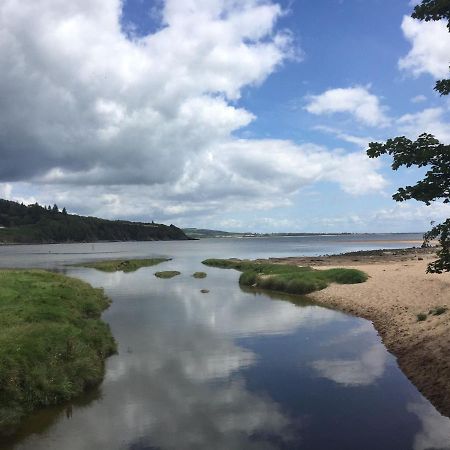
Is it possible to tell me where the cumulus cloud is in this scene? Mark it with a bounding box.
[397,107,450,143]
[0,0,387,223]
[0,0,287,183]
[3,139,386,224]
[305,86,389,127]
[399,16,450,79]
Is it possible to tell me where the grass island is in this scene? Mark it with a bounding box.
[202,258,367,295]
[154,271,181,279]
[77,258,170,272]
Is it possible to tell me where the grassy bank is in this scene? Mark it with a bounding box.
[78,258,170,272]
[202,259,367,295]
[0,270,116,435]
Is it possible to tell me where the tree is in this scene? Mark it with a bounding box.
[62,207,67,215]
[367,0,450,274]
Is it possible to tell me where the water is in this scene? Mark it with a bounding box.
[2,235,450,450]
[0,233,425,269]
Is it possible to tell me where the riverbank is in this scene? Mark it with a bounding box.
[267,247,450,417]
[0,270,116,436]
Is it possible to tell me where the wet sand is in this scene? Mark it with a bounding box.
[267,247,450,417]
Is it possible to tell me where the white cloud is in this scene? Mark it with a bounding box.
[305,86,389,127]
[397,107,450,143]
[0,183,12,200]
[411,95,427,104]
[399,16,450,79]
[314,125,374,149]
[0,0,288,184]
[0,0,387,223]
[3,139,386,225]
[312,202,450,233]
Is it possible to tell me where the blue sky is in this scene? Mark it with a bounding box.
[0,0,449,232]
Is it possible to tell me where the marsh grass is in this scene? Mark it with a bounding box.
[192,272,207,278]
[0,270,116,435]
[202,259,367,295]
[78,258,170,272]
[154,271,181,279]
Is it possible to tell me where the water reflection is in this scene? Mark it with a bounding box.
[5,259,450,450]
[311,345,387,387]
[14,325,294,450]
[408,402,450,450]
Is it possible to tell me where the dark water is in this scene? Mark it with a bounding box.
[2,235,450,450]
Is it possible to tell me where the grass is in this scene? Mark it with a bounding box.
[416,306,448,322]
[202,259,368,295]
[192,272,207,278]
[0,270,116,436]
[154,271,181,279]
[77,258,170,272]
[430,306,448,316]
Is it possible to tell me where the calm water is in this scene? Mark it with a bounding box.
[2,235,450,450]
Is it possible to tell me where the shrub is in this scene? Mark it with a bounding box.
[432,306,448,316]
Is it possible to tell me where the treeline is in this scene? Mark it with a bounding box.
[0,199,189,244]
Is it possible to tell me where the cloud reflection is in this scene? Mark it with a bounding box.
[408,402,450,450]
[15,320,294,450]
[310,345,387,386]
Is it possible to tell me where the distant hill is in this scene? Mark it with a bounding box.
[183,228,354,239]
[0,199,190,244]
[182,228,250,238]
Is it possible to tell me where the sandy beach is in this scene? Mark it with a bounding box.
[268,248,450,417]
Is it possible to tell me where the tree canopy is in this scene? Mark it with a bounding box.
[367,0,450,273]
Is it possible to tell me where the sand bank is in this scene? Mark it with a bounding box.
[269,248,450,417]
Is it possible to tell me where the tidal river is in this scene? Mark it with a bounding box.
[1,235,450,449]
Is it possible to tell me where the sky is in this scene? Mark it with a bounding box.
[0,0,449,233]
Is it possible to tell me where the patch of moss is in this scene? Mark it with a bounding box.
[154,271,181,279]
[202,258,367,296]
[0,270,116,436]
[192,272,207,278]
[78,258,170,272]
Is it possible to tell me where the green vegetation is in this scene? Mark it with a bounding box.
[416,306,447,322]
[0,270,116,435]
[192,272,207,278]
[367,0,450,274]
[430,306,448,316]
[0,199,190,244]
[202,259,367,295]
[154,271,181,279]
[78,258,170,272]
